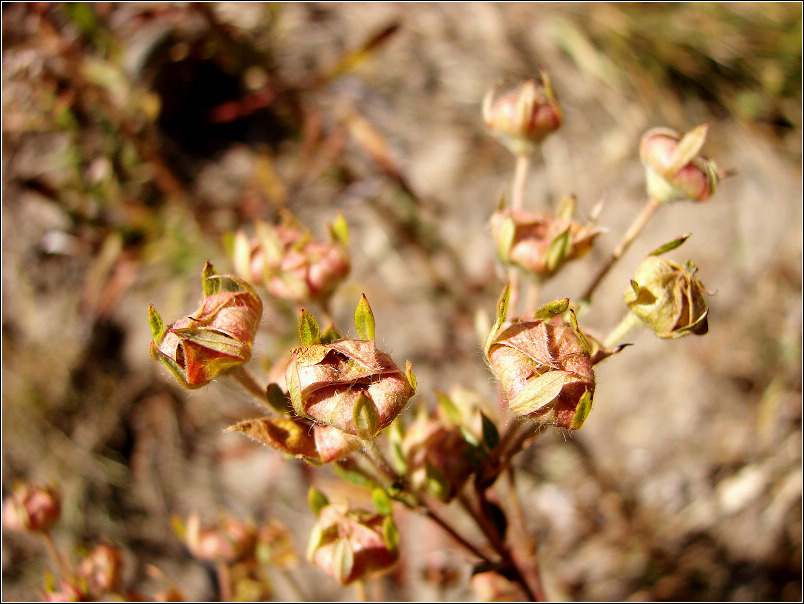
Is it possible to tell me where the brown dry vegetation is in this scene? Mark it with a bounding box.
[2,3,802,601]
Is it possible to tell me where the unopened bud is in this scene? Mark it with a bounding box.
[624,254,710,339]
[184,512,257,564]
[77,544,125,595]
[3,482,61,533]
[483,73,562,155]
[640,125,721,204]
[306,504,398,585]
[149,262,262,389]
[42,577,87,602]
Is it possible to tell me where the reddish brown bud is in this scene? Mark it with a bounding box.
[2,482,61,533]
[77,544,125,595]
[184,512,257,564]
[233,214,350,304]
[287,339,415,438]
[485,297,595,430]
[306,504,398,585]
[149,263,262,389]
[640,125,721,204]
[483,73,562,155]
[490,204,601,278]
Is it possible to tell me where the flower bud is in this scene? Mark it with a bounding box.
[149,262,262,389]
[42,578,87,602]
[306,504,398,586]
[77,544,125,595]
[490,201,601,278]
[184,511,257,564]
[485,295,595,430]
[624,254,710,339]
[640,124,721,204]
[3,482,61,533]
[401,417,475,502]
[483,73,562,155]
[233,213,350,304]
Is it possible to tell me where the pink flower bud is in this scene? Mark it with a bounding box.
[149,263,262,389]
[639,125,721,204]
[77,544,125,595]
[624,255,710,339]
[287,338,415,438]
[485,299,595,430]
[184,512,257,564]
[490,205,601,278]
[306,504,398,585]
[2,482,61,533]
[483,73,562,155]
[233,214,350,304]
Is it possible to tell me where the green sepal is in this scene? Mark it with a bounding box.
[201,261,221,296]
[570,389,594,430]
[332,538,354,585]
[287,358,305,418]
[329,212,350,247]
[532,297,570,321]
[405,361,417,392]
[148,304,166,344]
[435,390,461,425]
[649,233,691,257]
[298,309,321,346]
[566,309,592,355]
[495,215,516,264]
[480,412,500,451]
[170,328,246,358]
[320,325,342,345]
[372,488,393,516]
[382,516,399,557]
[306,523,325,560]
[545,227,570,273]
[556,194,577,220]
[266,382,292,414]
[334,459,374,487]
[484,284,511,356]
[354,294,375,341]
[308,487,329,517]
[353,393,379,440]
[149,343,198,390]
[508,370,568,416]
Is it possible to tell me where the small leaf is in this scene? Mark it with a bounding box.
[329,213,350,247]
[555,194,577,220]
[148,304,165,343]
[372,488,393,516]
[353,393,380,440]
[649,234,691,257]
[480,412,500,451]
[484,284,511,356]
[354,294,375,341]
[545,228,570,273]
[570,389,594,430]
[201,261,220,296]
[320,325,342,345]
[435,390,461,424]
[508,371,568,416]
[566,309,592,354]
[266,383,292,413]
[495,215,516,264]
[334,460,374,487]
[532,298,570,321]
[405,361,417,392]
[308,487,329,517]
[298,309,321,346]
[382,516,399,557]
[332,538,355,585]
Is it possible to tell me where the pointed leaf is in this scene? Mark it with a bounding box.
[485,284,511,355]
[372,488,393,516]
[329,213,350,247]
[480,412,500,451]
[201,261,220,296]
[649,233,691,257]
[566,309,592,354]
[532,298,570,321]
[545,227,571,273]
[668,124,708,175]
[495,215,516,263]
[332,538,354,585]
[298,309,321,346]
[334,460,374,487]
[569,389,594,430]
[508,371,568,416]
[354,294,375,341]
[435,390,461,424]
[405,360,417,392]
[266,383,292,413]
[555,194,577,220]
[287,358,305,417]
[320,325,342,345]
[170,328,246,358]
[148,304,166,343]
[353,393,379,440]
[382,515,399,557]
[308,487,329,517]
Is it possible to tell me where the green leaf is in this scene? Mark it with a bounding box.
[532,298,570,321]
[354,294,375,341]
[148,304,165,343]
[201,261,221,296]
[320,325,342,345]
[570,389,594,430]
[508,371,568,416]
[435,390,461,424]
[298,309,321,346]
[480,412,500,451]
[332,538,354,585]
[334,460,374,487]
[308,487,329,517]
[555,194,577,220]
[265,383,291,413]
[484,284,511,356]
[170,328,245,358]
[382,516,399,557]
[405,361,417,392]
[649,233,691,257]
[353,393,380,440]
[495,215,516,264]
[566,309,592,355]
[372,488,393,516]
[545,228,570,273]
[287,358,305,418]
[329,213,350,247]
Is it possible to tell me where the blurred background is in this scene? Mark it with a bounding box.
[2,3,801,601]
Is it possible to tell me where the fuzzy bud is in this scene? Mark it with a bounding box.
[233,213,350,304]
[624,255,710,339]
[306,504,398,586]
[149,262,262,389]
[483,73,562,155]
[490,200,601,278]
[485,294,595,430]
[640,124,721,204]
[3,482,61,533]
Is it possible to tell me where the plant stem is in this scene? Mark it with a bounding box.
[581,196,661,302]
[227,366,272,411]
[604,311,641,348]
[512,153,531,211]
[41,531,73,580]
[216,561,232,602]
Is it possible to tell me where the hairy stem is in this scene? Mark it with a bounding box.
[227,366,272,411]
